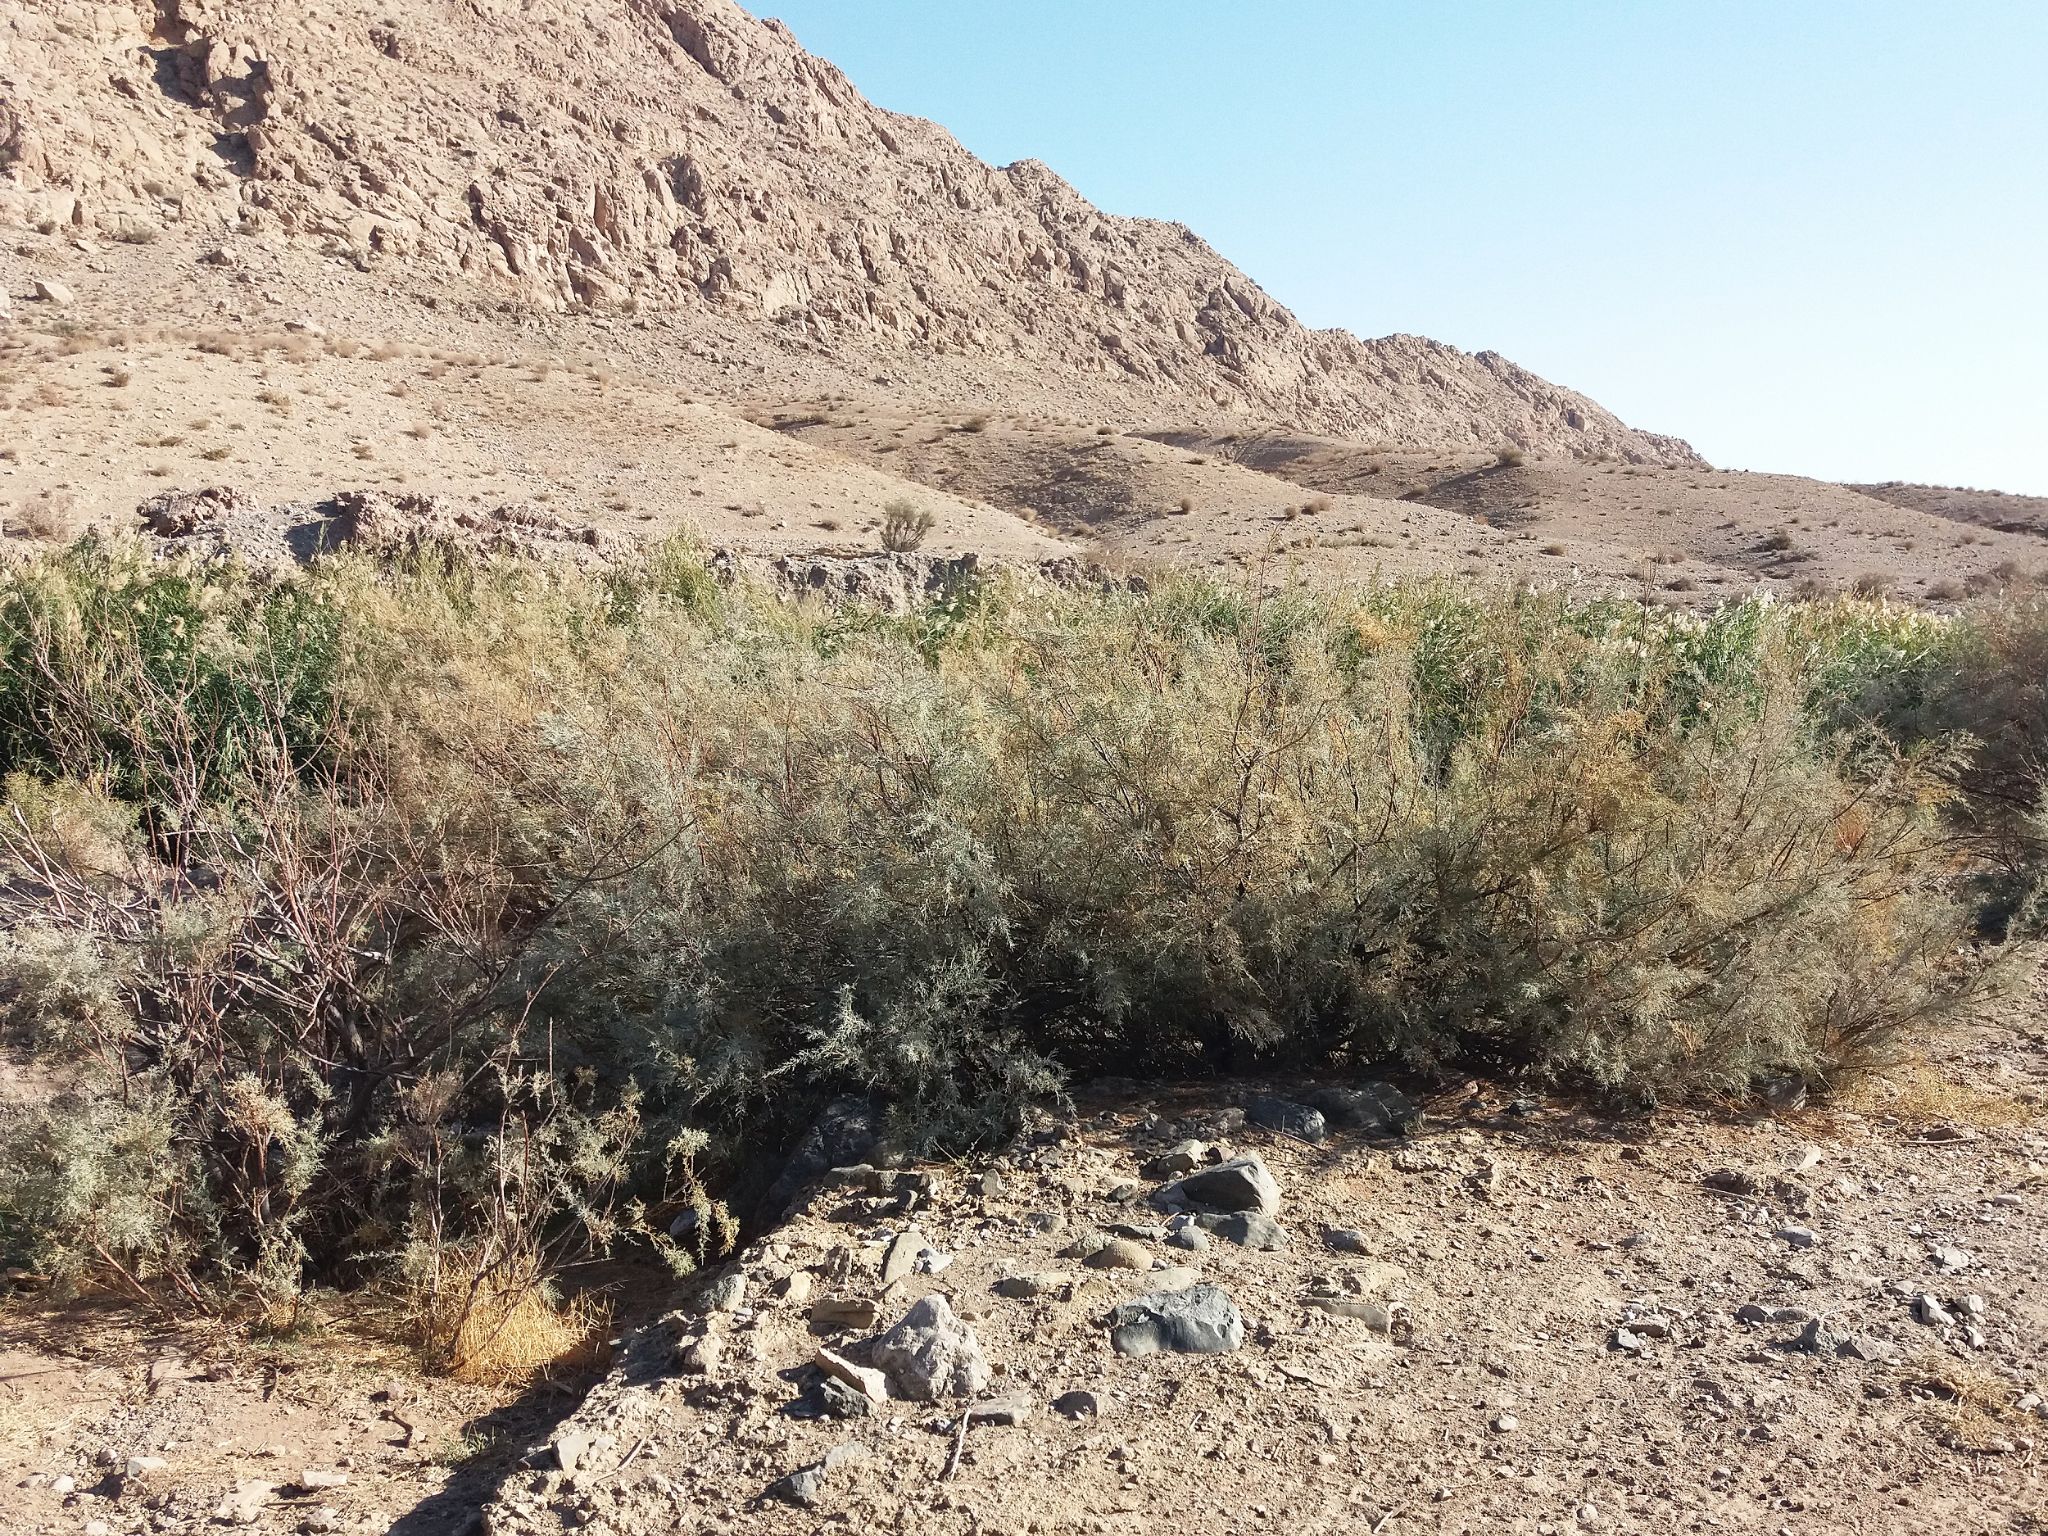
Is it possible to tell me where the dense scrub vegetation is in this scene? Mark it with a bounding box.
[0,536,2041,1330]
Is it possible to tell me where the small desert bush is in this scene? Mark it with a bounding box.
[880,499,936,552]
[0,542,2030,1320]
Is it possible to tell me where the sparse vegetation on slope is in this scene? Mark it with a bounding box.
[0,538,2035,1317]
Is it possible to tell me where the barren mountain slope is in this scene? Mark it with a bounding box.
[2,0,1698,463]
[1849,482,2048,539]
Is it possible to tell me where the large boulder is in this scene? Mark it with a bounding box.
[1163,1154,1281,1217]
[873,1295,990,1401]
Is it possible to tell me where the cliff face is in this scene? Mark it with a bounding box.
[2,0,1703,462]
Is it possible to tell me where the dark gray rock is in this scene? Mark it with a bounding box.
[1166,1155,1281,1217]
[765,1097,881,1213]
[815,1375,873,1420]
[1246,1096,1328,1143]
[1053,1389,1103,1420]
[1107,1284,1245,1357]
[771,1444,863,1508]
[1306,1082,1422,1137]
[1200,1211,1290,1251]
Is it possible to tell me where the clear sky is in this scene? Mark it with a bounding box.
[759,1,2046,493]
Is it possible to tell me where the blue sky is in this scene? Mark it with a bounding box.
[760,2,2046,493]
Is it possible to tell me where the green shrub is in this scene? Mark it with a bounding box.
[0,541,2023,1315]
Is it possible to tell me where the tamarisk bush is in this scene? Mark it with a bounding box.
[0,536,2025,1317]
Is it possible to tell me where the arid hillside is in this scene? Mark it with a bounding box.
[2,0,1699,463]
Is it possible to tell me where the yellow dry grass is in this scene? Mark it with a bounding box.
[1838,1060,2039,1131]
[411,1255,611,1386]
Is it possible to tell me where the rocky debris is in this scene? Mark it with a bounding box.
[874,1295,992,1401]
[1107,1284,1245,1357]
[699,1270,746,1314]
[814,1347,889,1410]
[1162,1154,1282,1217]
[1304,1082,1422,1136]
[1246,1095,1327,1143]
[210,1481,273,1524]
[810,1296,880,1331]
[1790,1317,1900,1362]
[995,1271,1076,1300]
[771,1443,864,1509]
[1143,1140,1211,1179]
[132,486,626,568]
[677,1332,724,1375]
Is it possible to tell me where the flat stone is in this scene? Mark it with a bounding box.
[874,1295,991,1401]
[813,1347,889,1409]
[995,1271,1075,1300]
[879,1230,923,1286]
[967,1394,1035,1426]
[1311,1297,1394,1330]
[1107,1284,1245,1357]
[1247,1095,1327,1143]
[123,1456,169,1481]
[1169,1155,1281,1217]
[810,1296,879,1331]
[32,278,75,307]
[1778,1227,1817,1250]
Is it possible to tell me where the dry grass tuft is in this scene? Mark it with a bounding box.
[411,1254,610,1386]
[1903,1354,2030,1454]
[1839,1060,2039,1131]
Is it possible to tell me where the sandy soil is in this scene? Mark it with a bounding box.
[7,960,2044,1536]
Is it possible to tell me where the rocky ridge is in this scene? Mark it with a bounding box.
[4,0,1699,464]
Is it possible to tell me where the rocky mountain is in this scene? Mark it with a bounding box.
[3,0,1701,464]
